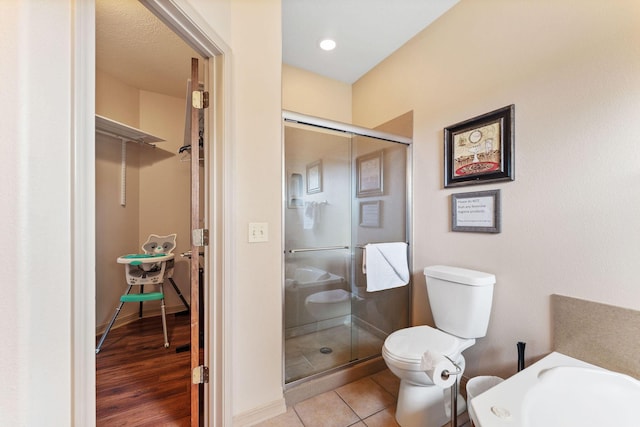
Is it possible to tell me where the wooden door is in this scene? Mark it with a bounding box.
[188,57,206,427]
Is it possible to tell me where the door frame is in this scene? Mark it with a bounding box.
[72,1,233,425]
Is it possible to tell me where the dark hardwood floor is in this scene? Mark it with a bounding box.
[96,313,191,426]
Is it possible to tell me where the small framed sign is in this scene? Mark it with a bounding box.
[359,200,382,228]
[451,189,501,233]
[356,150,384,197]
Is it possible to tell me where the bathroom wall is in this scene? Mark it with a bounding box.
[95,70,192,330]
[351,0,640,379]
[282,64,352,123]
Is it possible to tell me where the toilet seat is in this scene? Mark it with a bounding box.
[383,325,473,370]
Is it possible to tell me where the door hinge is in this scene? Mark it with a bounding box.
[192,365,209,384]
[192,228,209,247]
[192,90,210,109]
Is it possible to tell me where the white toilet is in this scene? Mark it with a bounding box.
[382,265,496,427]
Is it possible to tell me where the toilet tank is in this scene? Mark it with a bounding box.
[424,265,495,339]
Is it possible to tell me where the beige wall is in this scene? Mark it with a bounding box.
[227,0,285,419]
[353,0,640,378]
[95,70,142,328]
[282,64,352,123]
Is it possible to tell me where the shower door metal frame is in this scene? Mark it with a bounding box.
[281,111,413,390]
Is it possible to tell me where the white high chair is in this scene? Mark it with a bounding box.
[96,234,189,353]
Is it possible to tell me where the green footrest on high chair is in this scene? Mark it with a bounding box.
[120,292,164,302]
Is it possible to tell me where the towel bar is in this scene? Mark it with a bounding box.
[355,242,409,249]
[287,245,348,254]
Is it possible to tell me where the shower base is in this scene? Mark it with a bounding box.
[284,318,386,386]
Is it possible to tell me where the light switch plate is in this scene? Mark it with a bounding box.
[248,222,268,242]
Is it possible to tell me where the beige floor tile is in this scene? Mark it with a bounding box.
[294,391,360,427]
[361,407,400,427]
[253,407,304,427]
[369,369,400,399]
[335,377,396,419]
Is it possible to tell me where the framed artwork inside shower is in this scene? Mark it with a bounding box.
[356,150,384,197]
[444,104,515,188]
[306,160,323,194]
[451,189,501,233]
[359,200,381,227]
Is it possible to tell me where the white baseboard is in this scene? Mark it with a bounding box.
[232,397,287,427]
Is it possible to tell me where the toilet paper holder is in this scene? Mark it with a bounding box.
[441,355,462,380]
[442,355,463,427]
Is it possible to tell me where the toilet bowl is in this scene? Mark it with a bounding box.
[304,288,351,321]
[382,326,473,427]
[382,265,496,427]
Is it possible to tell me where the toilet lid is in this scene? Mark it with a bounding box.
[383,326,462,363]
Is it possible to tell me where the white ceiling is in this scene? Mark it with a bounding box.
[282,0,459,84]
[96,0,203,99]
[96,0,459,97]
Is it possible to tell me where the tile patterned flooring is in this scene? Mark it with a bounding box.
[257,370,400,427]
[256,369,472,427]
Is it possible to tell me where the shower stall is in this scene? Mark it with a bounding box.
[283,111,411,386]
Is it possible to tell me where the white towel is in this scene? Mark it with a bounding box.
[363,242,409,292]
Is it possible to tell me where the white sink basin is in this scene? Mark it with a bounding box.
[523,366,640,427]
[471,352,640,427]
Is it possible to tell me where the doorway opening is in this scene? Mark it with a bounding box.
[91,0,228,425]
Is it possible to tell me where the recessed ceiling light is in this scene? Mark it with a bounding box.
[319,39,336,51]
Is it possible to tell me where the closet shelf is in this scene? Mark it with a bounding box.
[95,115,166,207]
[96,114,165,146]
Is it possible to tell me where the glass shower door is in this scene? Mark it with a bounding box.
[283,117,410,386]
[350,135,409,362]
[284,123,353,383]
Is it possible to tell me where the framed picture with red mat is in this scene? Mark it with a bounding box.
[444,105,514,188]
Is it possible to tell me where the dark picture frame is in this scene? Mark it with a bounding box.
[356,150,384,197]
[444,105,514,188]
[451,189,501,233]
